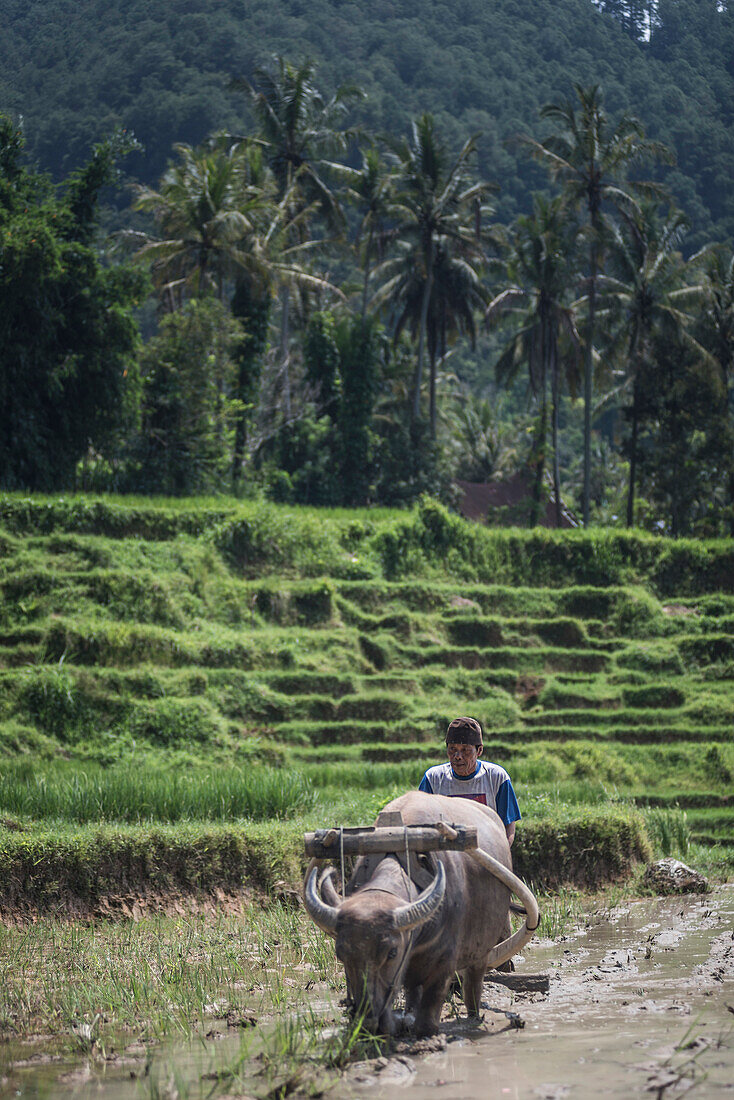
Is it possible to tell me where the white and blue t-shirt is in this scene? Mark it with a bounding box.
[418,761,521,827]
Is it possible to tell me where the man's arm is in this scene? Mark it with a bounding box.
[495,777,520,848]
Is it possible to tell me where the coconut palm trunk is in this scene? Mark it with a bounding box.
[531,328,549,528]
[361,224,374,322]
[428,345,438,436]
[551,327,562,529]
[527,85,672,528]
[280,286,291,421]
[531,396,548,528]
[413,246,434,422]
[584,239,598,527]
[626,374,640,528]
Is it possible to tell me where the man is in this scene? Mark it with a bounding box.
[418,716,520,847]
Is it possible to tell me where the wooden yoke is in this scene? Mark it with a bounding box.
[303,811,539,970]
[303,822,478,860]
[304,811,476,894]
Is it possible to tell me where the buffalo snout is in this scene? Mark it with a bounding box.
[336,925,406,1036]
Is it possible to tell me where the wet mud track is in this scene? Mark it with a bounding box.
[2,886,732,1100]
[350,884,734,1099]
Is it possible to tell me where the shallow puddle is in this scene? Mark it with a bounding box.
[3,885,733,1099]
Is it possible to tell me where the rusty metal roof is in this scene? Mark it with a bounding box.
[455,474,578,528]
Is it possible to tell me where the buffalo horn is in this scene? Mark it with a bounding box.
[319,866,342,908]
[304,866,340,934]
[393,860,446,930]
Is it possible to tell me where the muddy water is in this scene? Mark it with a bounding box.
[3,886,733,1100]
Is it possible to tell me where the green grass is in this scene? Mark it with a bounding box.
[0,761,315,823]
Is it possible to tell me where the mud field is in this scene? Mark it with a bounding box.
[3,885,733,1100]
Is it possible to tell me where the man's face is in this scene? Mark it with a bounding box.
[446,740,481,776]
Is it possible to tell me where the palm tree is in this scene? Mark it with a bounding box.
[382,233,488,433]
[231,56,361,416]
[127,135,336,485]
[486,195,581,527]
[227,175,343,481]
[337,145,397,319]
[599,203,704,526]
[232,56,360,216]
[130,138,257,307]
[698,248,734,532]
[373,114,491,433]
[525,84,671,526]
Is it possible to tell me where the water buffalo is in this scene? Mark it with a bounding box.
[304,791,538,1037]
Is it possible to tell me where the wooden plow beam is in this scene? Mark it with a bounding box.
[304,822,478,860]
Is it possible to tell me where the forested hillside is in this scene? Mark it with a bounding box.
[2,0,733,245]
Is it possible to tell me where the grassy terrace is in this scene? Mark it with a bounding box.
[0,493,732,915]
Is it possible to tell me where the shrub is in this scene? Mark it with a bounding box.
[293,582,334,624]
[513,807,652,888]
[0,720,57,756]
[254,583,334,625]
[538,682,619,711]
[615,642,684,675]
[557,744,635,785]
[651,540,734,596]
[358,634,389,670]
[336,695,406,722]
[703,745,733,785]
[0,496,232,540]
[19,664,87,741]
[611,588,665,638]
[0,820,306,913]
[129,698,224,746]
[558,587,618,619]
[511,748,566,784]
[694,596,734,616]
[211,505,377,579]
[265,673,354,698]
[678,635,734,665]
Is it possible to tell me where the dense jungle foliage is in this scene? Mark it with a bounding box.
[2,0,733,244]
[1,1,733,534]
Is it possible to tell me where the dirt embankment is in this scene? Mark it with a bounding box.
[0,812,652,922]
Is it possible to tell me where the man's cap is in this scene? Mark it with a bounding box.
[445,717,483,746]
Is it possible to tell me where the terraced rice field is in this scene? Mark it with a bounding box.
[0,496,731,904]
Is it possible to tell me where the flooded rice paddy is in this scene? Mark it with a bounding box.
[3,885,732,1100]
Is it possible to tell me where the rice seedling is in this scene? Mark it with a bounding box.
[534,887,585,939]
[0,906,340,1041]
[643,806,691,857]
[305,761,424,791]
[0,762,314,822]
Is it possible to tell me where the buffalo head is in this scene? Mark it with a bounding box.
[304,861,446,1035]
